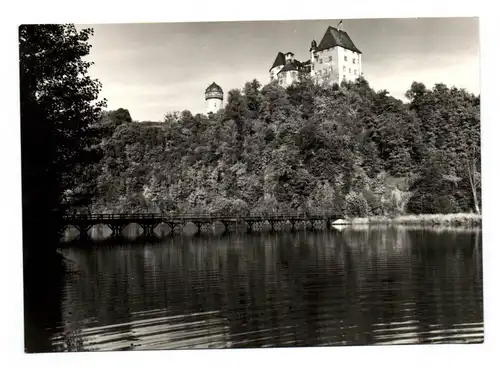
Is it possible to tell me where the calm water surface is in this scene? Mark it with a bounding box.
[52,226,483,351]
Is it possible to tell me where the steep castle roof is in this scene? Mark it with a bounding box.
[205,82,223,93]
[316,26,362,54]
[280,62,299,73]
[278,59,310,74]
[270,52,286,71]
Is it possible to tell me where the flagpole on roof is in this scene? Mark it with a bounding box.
[337,20,343,31]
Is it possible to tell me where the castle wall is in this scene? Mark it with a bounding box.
[270,65,284,82]
[311,46,362,85]
[337,47,362,83]
[313,46,340,84]
[276,70,299,87]
[284,71,297,86]
[206,98,223,114]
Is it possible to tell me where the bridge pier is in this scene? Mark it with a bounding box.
[107,223,128,237]
[245,220,254,232]
[193,222,202,234]
[301,221,308,230]
[326,218,332,230]
[269,220,276,232]
[139,223,159,237]
[310,219,318,230]
[166,222,181,234]
[76,224,92,240]
[221,221,231,233]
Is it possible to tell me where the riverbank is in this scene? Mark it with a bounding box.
[348,213,481,227]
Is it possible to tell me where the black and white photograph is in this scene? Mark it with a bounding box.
[6,3,498,376]
[18,15,485,353]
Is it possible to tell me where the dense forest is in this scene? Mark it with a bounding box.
[67,75,481,218]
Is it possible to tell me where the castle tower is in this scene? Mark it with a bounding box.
[310,39,317,57]
[205,82,223,114]
[309,39,317,76]
[310,25,362,85]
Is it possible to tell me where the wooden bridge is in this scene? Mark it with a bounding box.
[62,212,345,239]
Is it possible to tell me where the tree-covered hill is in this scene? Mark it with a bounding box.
[73,76,480,217]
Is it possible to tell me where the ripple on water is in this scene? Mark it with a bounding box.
[51,228,483,351]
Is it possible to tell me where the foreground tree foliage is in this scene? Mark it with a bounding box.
[20,24,106,351]
[20,23,106,271]
[20,24,106,242]
[78,76,480,217]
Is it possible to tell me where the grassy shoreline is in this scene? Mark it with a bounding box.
[347,213,481,227]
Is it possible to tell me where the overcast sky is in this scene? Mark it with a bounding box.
[77,17,480,121]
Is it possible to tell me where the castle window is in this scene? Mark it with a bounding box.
[343,75,346,81]
[354,70,358,75]
[349,68,351,73]
[353,58,356,64]
[344,56,347,61]
[319,58,323,64]
[328,56,332,62]
[343,66,346,72]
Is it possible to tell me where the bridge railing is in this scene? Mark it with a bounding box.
[62,212,344,222]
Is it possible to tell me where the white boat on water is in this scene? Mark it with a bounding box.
[330,219,350,231]
[331,219,350,226]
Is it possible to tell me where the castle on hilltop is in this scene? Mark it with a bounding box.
[205,23,363,114]
[269,24,363,87]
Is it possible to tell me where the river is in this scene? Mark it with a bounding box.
[47,226,483,351]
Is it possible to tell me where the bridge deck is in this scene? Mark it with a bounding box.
[62,212,345,238]
[63,213,343,223]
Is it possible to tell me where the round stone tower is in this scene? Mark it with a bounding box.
[205,82,223,114]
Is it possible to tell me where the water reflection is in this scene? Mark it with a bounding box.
[53,226,483,351]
